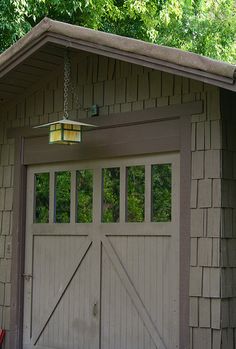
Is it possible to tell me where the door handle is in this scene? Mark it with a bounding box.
[22,274,33,281]
[93,302,98,317]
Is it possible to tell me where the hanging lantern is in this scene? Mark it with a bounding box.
[34,49,96,144]
[35,119,96,144]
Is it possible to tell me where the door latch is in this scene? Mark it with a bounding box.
[93,302,98,317]
[22,274,33,281]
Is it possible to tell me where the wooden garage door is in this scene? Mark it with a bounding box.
[23,153,180,349]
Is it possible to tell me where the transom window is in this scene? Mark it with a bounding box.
[34,162,172,224]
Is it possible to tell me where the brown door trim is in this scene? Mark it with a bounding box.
[10,137,27,349]
[23,118,180,165]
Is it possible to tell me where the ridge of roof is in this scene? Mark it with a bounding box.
[0,17,235,89]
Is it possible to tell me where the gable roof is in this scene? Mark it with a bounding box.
[0,17,235,103]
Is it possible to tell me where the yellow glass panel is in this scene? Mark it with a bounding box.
[50,125,56,131]
[55,124,62,130]
[64,124,72,130]
[63,130,81,142]
[72,125,81,131]
[50,130,63,143]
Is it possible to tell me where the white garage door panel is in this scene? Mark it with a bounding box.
[23,153,179,349]
[33,238,96,349]
[101,245,157,349]
[102,236,176,349]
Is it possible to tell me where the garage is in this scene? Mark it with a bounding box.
[0,17,235,349]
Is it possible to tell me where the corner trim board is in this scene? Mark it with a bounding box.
[10,137,27,349]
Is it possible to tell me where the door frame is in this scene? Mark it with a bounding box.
[24,153,179,349]
[9,101,202,349]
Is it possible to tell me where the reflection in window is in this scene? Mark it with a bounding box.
[35,173,49,223]
[102,168,120,222]
[55,171,71,223]
[77,170,93,223]
[126,166,145,222]
[152,164,172,222]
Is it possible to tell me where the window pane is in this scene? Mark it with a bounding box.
[35,173,49,223]
[55,171,71,223]
[77,170,93,223]
[126,166,145,222]
[102,168,120,223]
[152,164,172,222]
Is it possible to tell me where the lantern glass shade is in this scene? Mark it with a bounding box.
[49,123,82,144]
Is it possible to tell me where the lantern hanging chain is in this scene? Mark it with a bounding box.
[63,50,71,120]
[63,50,83,116]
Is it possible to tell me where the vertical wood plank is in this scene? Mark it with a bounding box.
[87,55,93,84]
[92,55,98,83]
[25,94,35,118]
[120,166,126,223]
[104,80,115,106]
[94,82,104,106]
[44,85,54,114]
[98,56,108,82]
[132,64,143,76]
[162,72,174,97]
[127,76,137,102]
[108,59,116,80]
[84,85,93,108]
[150,71,161,98]
[35,90,44,116]
[70,170,76,224]
[120,62,132,78]
[145,165,151,222]
[49,171,55,224]
[93,168,101,224]
[54,82,63,113]
[89,237,100,349]
[115,79,126,104]
[138,74,149,101]
[77,53,87,85]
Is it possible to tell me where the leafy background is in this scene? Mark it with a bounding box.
[0,0,235,63]
[35,165,172,224]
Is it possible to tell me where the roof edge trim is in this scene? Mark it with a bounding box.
[0,17,235,92]
[47,33,235,87]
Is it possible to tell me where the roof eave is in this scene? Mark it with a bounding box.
[0,17,235,92]
[47,33,236,92]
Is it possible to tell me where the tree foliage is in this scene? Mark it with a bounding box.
[0,0,235,63]
[35,165,172,224]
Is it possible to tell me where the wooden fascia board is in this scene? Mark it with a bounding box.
[0,32,235,93]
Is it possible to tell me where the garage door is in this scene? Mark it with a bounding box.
[23,153,180,349]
